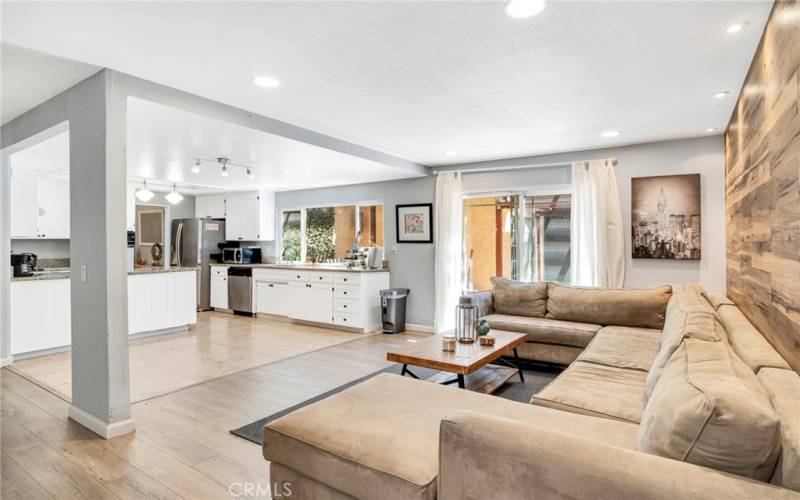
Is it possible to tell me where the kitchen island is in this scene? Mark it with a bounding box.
[209,263,390,333]
[10,267,199,357]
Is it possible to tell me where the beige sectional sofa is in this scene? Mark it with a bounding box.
[262,282,800,500]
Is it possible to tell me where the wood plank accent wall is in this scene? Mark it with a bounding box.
[725,0,800,371]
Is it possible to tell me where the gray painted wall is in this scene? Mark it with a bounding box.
[276,135,725,327]
[276,176,436,326]
[140,193,196,220]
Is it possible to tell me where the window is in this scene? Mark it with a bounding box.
[281,210,302,261]
[464,192,571,291]
[280,203,383,263]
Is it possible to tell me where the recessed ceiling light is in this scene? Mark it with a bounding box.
[713,91,730,99]
[726,21,749,34]
[253,75,281,88]
[600,130,621,138]
[505,0,547,19]
[706,127,717,133]
[444,151,459,156]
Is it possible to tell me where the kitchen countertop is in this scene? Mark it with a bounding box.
[209,263,390,273]
[11,266,200,282]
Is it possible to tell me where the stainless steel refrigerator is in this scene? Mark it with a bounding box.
[171,218,227,310]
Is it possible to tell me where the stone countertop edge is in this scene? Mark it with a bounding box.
[208,263,390,273]
[11,266,200,282]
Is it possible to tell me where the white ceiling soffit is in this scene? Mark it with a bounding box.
[126,97,422,194]
[1,43,99,125]
[3,2,771,165]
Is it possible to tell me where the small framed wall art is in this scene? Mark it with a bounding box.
[396,203,433,243]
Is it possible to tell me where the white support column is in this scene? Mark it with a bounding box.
[0,151,11,367]
[66,70,133,438]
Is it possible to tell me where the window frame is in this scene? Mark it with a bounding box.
[278,200,384,263]
[462,185,571,290]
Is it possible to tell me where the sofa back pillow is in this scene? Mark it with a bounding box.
[757,368,800,492]
[644,285,723,398]
[716,304,791,373]
[490,278,548,318]
[545,282,672,329]
[638,338,782,481]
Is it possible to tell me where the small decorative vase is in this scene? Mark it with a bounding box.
[455,297,478,344]
[479,336,496,347]
[475,319,491,336]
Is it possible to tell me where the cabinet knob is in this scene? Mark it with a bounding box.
[343,304,347,308]
[343,291,348,295]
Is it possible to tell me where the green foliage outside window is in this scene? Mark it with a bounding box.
[281,211,302,261]
[306,207,335,261]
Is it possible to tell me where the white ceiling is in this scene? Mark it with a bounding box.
[11,129,69,175]
[2,1,771,166]
[1,44,98,124]
[126,97,421,194]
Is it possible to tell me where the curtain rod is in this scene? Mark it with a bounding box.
[432,157,617,175]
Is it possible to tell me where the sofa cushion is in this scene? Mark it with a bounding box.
[532,361,648,423]
[263,373,640,500]
[546,282,672,329]
[638,339,782,481]
[516,342,583,365]
[490,278,548,317]
[482,314,600,348]
[717,304,791,373]
[577,325,661,371]
[758,368,800,492]
[703,291,736,311]
[645,285,724,398]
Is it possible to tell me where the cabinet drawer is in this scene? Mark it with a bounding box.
[287,271,310,282]
[211,266,227,277]
[333,285,360,299]
[309,272,333,284]
[333,274,359,285]
[333,313,361,328]
[334,299,360,314]
[253,269,289,281]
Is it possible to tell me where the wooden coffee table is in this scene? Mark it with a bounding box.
[386,330,527,394]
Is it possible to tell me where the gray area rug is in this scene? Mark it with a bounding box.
[231,360,561,445]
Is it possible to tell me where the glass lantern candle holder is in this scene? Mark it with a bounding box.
[455,296,478,344]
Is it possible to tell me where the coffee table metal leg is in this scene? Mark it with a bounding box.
[457,374,465,389]
[514,348,525,383]
[401,364,420,380]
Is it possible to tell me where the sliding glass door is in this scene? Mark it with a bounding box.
[464,192,571,292]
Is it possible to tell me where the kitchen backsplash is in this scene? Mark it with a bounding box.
[11,239,70,259]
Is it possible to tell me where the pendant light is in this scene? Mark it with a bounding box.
[135,180,154,202]
[191,159,201,174]
[165,183,183,205]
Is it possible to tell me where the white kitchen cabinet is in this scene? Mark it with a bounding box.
[169,270,198,326]
[211,275,229,309]
[10,279,71,355]
[287,275,334,324]
[36,176,70,239]
[224,190,275,241]
[9,161,39,238]
[195,194,227,219]
[256,281,289,316]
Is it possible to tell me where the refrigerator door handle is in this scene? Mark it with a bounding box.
[176,223,183,267]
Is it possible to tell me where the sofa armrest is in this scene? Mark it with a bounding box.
[461,290,493,317]
[438,410,799,500]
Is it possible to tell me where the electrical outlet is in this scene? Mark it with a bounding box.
[80,265,87,283]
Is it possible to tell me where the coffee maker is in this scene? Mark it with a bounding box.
[11,253,37,277]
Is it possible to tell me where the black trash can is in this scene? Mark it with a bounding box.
[380,288,409,334]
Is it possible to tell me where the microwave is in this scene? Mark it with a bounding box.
[223,247,262,264]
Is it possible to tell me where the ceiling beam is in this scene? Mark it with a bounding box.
[113,71,429,177]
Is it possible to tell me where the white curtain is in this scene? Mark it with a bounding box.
[434,172,463,334]
[570,159,625,288]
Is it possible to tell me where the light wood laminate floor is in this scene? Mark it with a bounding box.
[1,319,429,499]
[9,312,365,403]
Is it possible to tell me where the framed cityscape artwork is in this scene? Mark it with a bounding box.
[631,174,701,260]
[396,203,433,243]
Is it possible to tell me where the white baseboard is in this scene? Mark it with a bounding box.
[0,355,13,367]
[68,405,135,439]
[406,323,435,333]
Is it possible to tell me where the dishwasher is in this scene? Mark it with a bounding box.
[227,267,253,315]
